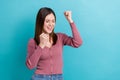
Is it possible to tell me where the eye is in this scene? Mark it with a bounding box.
[52,20,55,23]
[45,20,49,23]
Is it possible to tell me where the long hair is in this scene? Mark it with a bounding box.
[34,7,57,45]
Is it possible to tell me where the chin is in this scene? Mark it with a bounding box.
[46,31,52,34]
[44,29,53,34]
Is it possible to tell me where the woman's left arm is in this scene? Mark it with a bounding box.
[62,11,83,47]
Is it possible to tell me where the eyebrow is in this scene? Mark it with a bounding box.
[45,18,55,20]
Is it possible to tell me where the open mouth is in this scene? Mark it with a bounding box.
[47,26,53,31]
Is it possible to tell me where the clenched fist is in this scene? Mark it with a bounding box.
[64,11,73,23]
[39,33,52,48]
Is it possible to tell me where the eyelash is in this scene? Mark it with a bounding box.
[46,20,55,23]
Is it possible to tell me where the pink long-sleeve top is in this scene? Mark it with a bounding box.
[26,22,82,75]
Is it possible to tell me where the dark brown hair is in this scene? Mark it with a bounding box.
[34,7,57,45]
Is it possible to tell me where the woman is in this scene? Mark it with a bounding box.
[26,7,82,80]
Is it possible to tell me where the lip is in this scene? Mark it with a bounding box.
[47,26,53,31]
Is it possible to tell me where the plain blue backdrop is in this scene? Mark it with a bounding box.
[0,0,120,80]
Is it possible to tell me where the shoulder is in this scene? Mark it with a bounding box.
[56,32,67,37]
[28,38,36,46]
[28,38,35,43]
[56,32,68,39]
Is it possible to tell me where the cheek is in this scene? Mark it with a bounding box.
[43,26,47,30]
[43,25,47,32]
[43,23,48,28]
[52,23,55,27]
[44,22,48,26]
[53,23,55,26]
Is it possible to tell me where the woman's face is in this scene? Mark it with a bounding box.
[43,13,55,34]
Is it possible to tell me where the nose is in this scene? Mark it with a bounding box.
[48,22,53,26]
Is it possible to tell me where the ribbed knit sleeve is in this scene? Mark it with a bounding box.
[62,22,82,47]
[26,39,43,69]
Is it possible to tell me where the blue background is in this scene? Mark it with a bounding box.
[0,0,120,80]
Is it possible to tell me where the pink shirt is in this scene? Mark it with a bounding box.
[26,22,82,74]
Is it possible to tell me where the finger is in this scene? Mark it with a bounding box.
[64,12,68,16]
[41,34,49,40]
[40,33,48,38]
[40,33,44,37]
[43,33,49,38]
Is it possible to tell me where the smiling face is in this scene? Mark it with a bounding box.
[43,13,55,34]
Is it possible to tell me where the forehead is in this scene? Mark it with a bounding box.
[45,13,55,20]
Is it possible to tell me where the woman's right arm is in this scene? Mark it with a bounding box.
[26,39,42,69]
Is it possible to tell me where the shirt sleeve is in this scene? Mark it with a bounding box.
[25,39,43,69]
[62,22,82,48]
